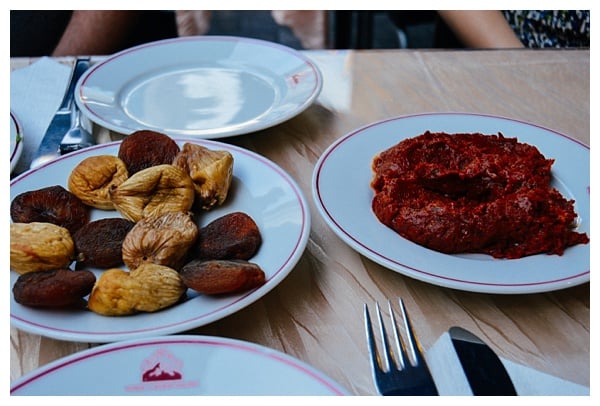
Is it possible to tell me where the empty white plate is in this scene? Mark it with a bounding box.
[75,36,322,138]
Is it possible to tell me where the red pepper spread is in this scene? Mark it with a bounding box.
[370,131,589,259]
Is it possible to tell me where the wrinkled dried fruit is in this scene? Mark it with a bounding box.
[10,222,75,274]
[88,264,187,316]
[73,218,135,269]
[13,268,96,308]
[10,185,90,234]
[172,143,233,210]
[180,259,266,295]
[118,130,180,175]
[110,164,195,222]
[196,212,262,260]
[68,155,129,209]
[122,211,198,270]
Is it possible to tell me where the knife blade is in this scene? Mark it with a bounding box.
[30,57,91,169]
[449,327,517,395]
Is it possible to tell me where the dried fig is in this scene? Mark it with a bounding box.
[172,143,233,210]
[10,222,75,274]
[110,164,195,222]
[10,185,90,234]
[73,218,135,269]
[180,259,266,295]
[68,155,129,210]
[87,264,187,316]
[122,211,198,270]
[13,269,96,308]
[195,212,262,260]
[118,130,180,175]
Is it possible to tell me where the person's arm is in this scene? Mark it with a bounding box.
[438,10,524,48]
[52,10,141,56]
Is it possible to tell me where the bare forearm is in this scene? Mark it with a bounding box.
[438,10,524,48]
[52,10,141,56]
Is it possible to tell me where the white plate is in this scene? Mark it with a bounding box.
[10,138,310,342]
[10,111,24,173]
[75,36,322,138]
[312,113,590,294]
[10,335,349,395]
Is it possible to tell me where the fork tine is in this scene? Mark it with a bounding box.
[387,300,407,369]
[376,301,397,372]
[364,304,383,374]
[398,298,425,365]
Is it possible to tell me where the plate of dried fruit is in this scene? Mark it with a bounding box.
[10,137,310,342]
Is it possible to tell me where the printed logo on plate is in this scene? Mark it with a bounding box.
[125,348,199,392]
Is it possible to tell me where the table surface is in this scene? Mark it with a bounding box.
[10,48,590,395]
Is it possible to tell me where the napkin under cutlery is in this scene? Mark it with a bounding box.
[426,332,589,396]
[10,57,72,176]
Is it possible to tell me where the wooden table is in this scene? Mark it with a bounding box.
[10,49,590,395]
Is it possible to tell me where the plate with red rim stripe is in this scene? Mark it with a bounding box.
[10,138,310,342]
[312,112,590,294]
[11,335,349,395]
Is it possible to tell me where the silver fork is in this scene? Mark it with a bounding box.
[364,298,438,395]
[59,98,95,155]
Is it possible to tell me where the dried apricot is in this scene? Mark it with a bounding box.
[13,269,96,308]
[118,130,180,175]
[195,212,261,260]
[11,185,90,234]
[73,218,135,269]
[180,259,266,295]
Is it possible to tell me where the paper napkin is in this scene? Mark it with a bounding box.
[426,331,589,396]
[10,57,71,175]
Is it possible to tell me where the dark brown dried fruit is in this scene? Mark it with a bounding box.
[180,259,266,295]
[13,268,96,308]
[73,218,135,269]
[118,130,180,175]
[195,212,262,260]
[10,185,90,235]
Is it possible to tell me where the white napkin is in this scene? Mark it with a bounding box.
[10,57,71,175]
[426,332,589,396]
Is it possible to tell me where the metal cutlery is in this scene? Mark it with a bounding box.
[58,96,95,155]
[364,298,438,395]
[30,57,92,169]
[449,326,517,395]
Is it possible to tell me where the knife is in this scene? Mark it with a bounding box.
[449,327,517,395]
[30,57,91,169]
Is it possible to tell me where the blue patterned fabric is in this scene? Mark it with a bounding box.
[503,10,590,48]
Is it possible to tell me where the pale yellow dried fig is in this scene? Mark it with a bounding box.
[172,143,233,210]
[122,211,198,270]
[110,164,195,222]
[10,222,74,274]
[68,155,128,210]
[87,264,186,316]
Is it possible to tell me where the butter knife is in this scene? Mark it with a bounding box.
[449,327,517,395]
[30,57,91,169]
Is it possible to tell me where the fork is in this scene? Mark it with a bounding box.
[364,298,438,395]
[59,98,95,155]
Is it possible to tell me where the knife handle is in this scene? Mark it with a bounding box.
[58,57,91,112]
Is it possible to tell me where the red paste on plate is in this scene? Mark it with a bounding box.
[370,131,589,259]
